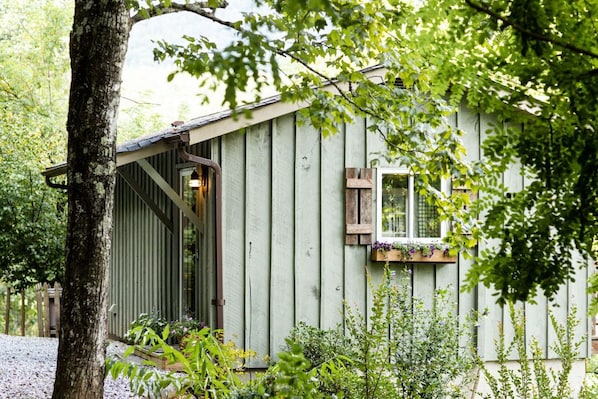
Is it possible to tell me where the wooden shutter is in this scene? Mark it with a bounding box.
[345,168,373,245]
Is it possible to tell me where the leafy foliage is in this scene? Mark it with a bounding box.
[283,321,354,369]
[478,303,584,399]
[401,0,598,302]
[343,267,478,398]
[123,309,169,345]
[137,0,598,303]
[0,0,69,288]
[108,325,251,398]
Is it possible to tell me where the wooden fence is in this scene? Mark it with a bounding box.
[35,282,62,337]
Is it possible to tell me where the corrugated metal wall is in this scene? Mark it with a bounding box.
[109,142,214,338]
[214,105,589,367]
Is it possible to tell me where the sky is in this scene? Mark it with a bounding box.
[121,1,257,126]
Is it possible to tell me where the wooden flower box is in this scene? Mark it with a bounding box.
[371,249,457,263]
[134,346,184,371]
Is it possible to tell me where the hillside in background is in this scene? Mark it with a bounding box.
[120,2,257,138]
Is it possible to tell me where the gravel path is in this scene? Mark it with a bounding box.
[0,334,142,399]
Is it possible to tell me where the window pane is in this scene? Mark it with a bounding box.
[414,176,441,238]
[381,174,408,238]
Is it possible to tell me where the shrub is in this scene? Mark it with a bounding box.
[344,266,478,398]
[108,326,251,398]
[284,321,354,368]
[279,266,478,398]
[478,303,584,399]
[123,309,168,345]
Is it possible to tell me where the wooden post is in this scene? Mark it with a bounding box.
[54,282,61,337]
[20,289,25,336]
[43,283,50,338]
[35,284,44,337]
[4,286,10,335]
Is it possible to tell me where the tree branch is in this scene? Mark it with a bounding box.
[465,0,598,59]
[131,1,229,24]
[129,0,400,140]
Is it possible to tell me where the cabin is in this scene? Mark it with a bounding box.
[43,68,590,383]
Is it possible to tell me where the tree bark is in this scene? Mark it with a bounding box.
[52,1,130,398]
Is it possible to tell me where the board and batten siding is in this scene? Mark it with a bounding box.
[110,152,177,338]
[109,143,215,338]
[214,105,589,367]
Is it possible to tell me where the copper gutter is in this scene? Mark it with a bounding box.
[176,142,224,331]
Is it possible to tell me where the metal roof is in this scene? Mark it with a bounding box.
[117,94,281,154]
[43,65,387,177]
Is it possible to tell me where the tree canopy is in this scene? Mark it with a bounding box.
[403,0,598,303]
[144,0,598,304]
[0,0,70,288]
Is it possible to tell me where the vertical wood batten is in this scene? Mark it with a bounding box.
[365,123,388,318]
[220,133,247,351]
[457,105,485,356]
[520,163,548,359]
[475,111,500,360]
[294,121,322,327]
[270,114,296,358]
[571,257,590,358]
[320,126,346,329]
[343,119,368,323]
[501,129,525,359]
[244,122,272,367]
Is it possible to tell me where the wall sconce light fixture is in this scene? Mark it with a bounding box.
[189,169,201,191]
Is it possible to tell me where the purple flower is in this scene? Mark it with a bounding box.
[372,241,392,251]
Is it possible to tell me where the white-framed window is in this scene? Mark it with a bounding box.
[376,168,449,243]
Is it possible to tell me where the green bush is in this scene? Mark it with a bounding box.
[276,266,477,398]
[108,326,250,398]
[122,309,168,345]
[284,321,354,368]
[344,267,478,398]
[478,303,584,399]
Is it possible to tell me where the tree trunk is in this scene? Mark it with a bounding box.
[52,1,130,398]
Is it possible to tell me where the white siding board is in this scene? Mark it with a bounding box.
[501,133,524,357]
[294,121,322,327]
[412,266,435,309]
[220,133,247,349]
[343,120,368,319]
[571,257,591,358]
[476,111,500,360]
[547,285,569,359]
[457,254,477,349]
[320,127,346,329]
[269,114,297,358]
[435,263,459,304]
[365,124,389,318]
[457,101,480,162]
[244,122,272,367]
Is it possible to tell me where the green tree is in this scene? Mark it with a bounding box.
[0,0,69,289]
[394,0,598,303]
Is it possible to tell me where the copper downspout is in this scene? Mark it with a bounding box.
[177,145,224,331]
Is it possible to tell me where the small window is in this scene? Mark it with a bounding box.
[376,168,448,242]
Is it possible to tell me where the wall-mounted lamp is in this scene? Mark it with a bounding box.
[189,169,201,191]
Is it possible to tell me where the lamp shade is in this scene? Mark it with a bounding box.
[189,169,200,190]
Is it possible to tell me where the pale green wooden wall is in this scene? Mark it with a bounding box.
[108,101,589,363]
[109,143,216,338]
[110,152,177,337]
[214,105,590,367]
